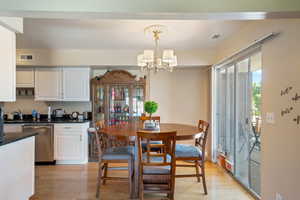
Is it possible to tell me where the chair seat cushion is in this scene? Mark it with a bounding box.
[102,146,133,160]
[143,166,171,175]
[175,144,202,158]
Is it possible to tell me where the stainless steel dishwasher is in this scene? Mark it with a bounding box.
[23,124,54,163]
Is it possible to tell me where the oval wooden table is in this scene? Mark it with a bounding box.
[101,121,202,199]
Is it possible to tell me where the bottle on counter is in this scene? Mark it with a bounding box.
[47,106,51,121]
[32,110,37,121]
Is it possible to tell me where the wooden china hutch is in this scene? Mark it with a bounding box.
[89,70,146,160]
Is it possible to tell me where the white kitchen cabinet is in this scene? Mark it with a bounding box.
[0,137,35,200]
[0,25,16,102]
[63,67,90,101]
[34,67,90,101]
[16,67,34,88]
[54,123,89,164]
[35,67,62,101]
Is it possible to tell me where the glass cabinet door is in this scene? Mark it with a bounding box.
[133,86,144,120]
[93,86,105,122]
[108,85,130,125]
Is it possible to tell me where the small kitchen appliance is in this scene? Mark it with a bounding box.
[53,109,65,118]
[71,112,79,120]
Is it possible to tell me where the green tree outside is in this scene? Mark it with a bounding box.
[252,83,261,117]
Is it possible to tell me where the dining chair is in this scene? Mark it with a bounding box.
[90,121,134,199]
[140,116,162,151]
[249,118,261,156]
[137,130,177,200]
[174,120,210,195]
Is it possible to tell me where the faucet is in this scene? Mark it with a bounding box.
[18,109,23,120]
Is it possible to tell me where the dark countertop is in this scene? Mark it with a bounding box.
[4,119,90,124]
[0,130,38,147]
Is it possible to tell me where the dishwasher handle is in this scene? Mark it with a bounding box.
[23,126,51,129]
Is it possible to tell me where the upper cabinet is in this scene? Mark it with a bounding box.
[35,67,62,101]
[62,68,90,101]
[16,67,35,88]
[0,25,16,102]
[35,67,90,102]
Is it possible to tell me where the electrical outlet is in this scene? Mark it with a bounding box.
[266,112,275,124]
[276,193,283,200]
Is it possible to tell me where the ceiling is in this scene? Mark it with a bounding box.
[17,19,249,50]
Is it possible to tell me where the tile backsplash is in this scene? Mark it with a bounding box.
[4,96,91,114]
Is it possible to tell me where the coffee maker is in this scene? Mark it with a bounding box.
[0,105,4,142]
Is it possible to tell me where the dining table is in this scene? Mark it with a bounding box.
[101,121,203,199]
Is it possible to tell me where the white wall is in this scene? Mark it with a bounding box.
[16,48,215,67]
[216,19,300,200]
[149,67,211,156]
[149,67,210,125]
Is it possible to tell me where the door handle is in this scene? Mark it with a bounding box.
[80,135,82,141]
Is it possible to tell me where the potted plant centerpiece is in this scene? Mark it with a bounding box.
[143,101,159,130]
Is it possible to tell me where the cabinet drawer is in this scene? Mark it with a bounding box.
[54,123,89,133]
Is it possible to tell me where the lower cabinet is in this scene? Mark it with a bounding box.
[0,137,35,200]
[54,123,89,164]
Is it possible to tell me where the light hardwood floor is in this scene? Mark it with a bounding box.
[30,162,254,200]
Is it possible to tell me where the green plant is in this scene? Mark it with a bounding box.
[144,101,158,119]
[252,83,261,117]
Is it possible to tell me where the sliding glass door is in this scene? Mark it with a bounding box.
[249,52,262,195]
[214,50,262,197]
[215,65,235,166]
[235,58,251,187]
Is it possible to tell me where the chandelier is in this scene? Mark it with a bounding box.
[137,25,177,72]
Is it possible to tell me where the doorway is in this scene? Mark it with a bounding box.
[214,50,262,196]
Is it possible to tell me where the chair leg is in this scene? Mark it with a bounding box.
[169,193,174,200]
[169,164,176,200]
[195,161,201,182]
[128,159,134,199]
[169,186,175,200]
[96,162,103,198]
[200,162,208,195]
[139,175,144,200]
[102,163,108,185]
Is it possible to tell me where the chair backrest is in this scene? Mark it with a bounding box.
[95,120,105,130]
[91,120,130,160]
[137,131,177,169]
[140,116,161,122]
[195,120,210,159]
